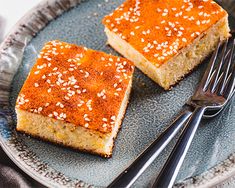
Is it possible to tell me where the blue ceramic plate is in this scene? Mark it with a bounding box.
[0,0,235,187]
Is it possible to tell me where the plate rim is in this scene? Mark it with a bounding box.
[0,0,234,187]
[0,136,63,188]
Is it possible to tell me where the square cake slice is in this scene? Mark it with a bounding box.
[15,40,134,158]
[102,0,230,90]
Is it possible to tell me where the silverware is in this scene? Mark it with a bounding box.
[107,35,235,188]
[153,37,235,188]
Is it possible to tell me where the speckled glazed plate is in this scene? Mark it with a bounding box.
[0,0,235,187]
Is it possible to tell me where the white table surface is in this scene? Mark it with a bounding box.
[0,0,42,41]
[0,0,234,187]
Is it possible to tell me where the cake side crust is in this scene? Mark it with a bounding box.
[104,15,230,90]
[16,75,133,158]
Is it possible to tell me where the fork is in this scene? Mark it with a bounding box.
[107,37,234,188]
[152,38,235,188]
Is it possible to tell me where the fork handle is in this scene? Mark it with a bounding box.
[152,106,206,188]
[107,109,192,188]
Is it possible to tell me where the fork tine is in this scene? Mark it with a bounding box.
[203,49,231,92]
[197,41,221,91]
[223,57,235,99]
[208,39,229,93]
[219,38,235,95]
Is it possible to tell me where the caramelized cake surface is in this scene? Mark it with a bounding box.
[16,40,134,134]
[103,0,227,67]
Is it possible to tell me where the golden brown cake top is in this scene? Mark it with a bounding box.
[16,40,134,133]
[103,0,228,67]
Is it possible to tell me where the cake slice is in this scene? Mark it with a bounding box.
[102,0,230,90]
[15,40,134,158]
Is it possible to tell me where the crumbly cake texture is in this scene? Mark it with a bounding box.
[102,0,230,90]
[16,40,134,157]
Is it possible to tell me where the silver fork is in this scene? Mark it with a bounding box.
[107,37,234,188]
[153,38,235,188]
